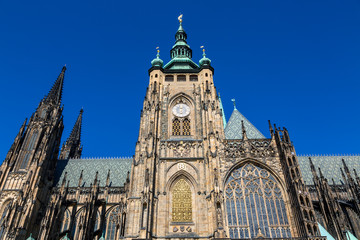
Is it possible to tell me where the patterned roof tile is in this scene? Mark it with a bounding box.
[224,109,265,139]
[54,157,132,187]
[298,155,360,185]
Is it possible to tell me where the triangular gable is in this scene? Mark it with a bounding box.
[318,223,336,240]
[224,108,265,139]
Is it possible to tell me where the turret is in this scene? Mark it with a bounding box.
[60,109,84,159]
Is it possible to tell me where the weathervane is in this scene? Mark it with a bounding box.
[200,46,205,55]
[178,14,183,23]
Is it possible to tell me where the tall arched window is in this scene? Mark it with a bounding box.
[172,118,181,136]
[61,209,71,232]
[20,131,39,169]
[172,179,192,222]
[225,163,291,238]
[71,210,84,240]
[94,211,100,232]
[183,118,190,136]
[105,206,121,240]
[0,202,10,238]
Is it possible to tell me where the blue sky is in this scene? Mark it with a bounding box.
[0,0,359,159]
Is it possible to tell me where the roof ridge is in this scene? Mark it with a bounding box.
[298,154,360,157]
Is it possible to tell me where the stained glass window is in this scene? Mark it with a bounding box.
[225,163,291,238]
[94,211,100,231]
[61,209,71,232]
[20,131,38,169]
[105,206,120,240]
[72,210,83,239]
[172,179,192,222]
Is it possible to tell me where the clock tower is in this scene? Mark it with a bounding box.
[126,17,227,239]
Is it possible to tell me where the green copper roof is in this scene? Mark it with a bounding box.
[54,157,132,187]
[225,107,265,139]
[298,155,360,185]
[151,51,163,67]
[163,20,200,71]
[218,93,226,128]
[26,234,35,240]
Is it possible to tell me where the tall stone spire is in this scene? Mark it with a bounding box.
[45,66,66,105]
[60,109,83,159]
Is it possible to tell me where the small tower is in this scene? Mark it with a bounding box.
[60,109,84,159]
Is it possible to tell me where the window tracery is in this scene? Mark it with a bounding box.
[61,209,71,232]
[225,163,291,238]
[20,131,39,169]
[71,210,84,240]
[105,206,122,240]
[172,118,191,136]
[172,179,192,222]
[0,202,10,238]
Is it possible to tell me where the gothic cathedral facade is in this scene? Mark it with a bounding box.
[0,19,359,240]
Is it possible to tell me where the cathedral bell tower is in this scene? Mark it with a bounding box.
[0,67,65,239]
[127,16,226,239]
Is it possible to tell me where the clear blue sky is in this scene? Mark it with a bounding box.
[0,0,359,160]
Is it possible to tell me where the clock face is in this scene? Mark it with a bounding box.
[172,103,190,117]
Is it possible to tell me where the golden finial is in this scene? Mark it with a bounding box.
[200,46,206,55]
[178,14,183,23]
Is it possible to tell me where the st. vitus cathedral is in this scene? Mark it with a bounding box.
[1,17,360,240]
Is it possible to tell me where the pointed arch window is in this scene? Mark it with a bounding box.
[172,118,191,136]
[94,211,101,232]
[71,210,84,240]
[0,202,10,238]
[172,179,192,222]
[172,118,181,136]
[183,118,190,136]
[19,131,39,169]
[105,206,123,240]
[61,209,71,232]
[225,163,291,238]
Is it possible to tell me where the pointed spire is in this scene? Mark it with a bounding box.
[59,109,83,159]
[93,171,99,186]
[106,169,110,187]
[61,172,68,188]
[241,120,248,140]
[318,167,324,179]
[268,120,274,135]
[68,109,83,144]
[78,170,83,187]
[309,157,316,174]
[45,65,66,105]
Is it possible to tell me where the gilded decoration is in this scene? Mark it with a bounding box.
[172,179,192,222]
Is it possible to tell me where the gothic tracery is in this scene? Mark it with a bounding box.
[225,163,291,238]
